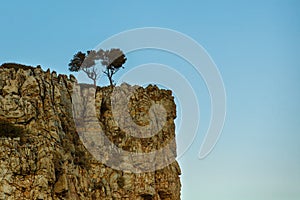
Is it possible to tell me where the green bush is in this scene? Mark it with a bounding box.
[117,176,125,188]
[0,120,24,138]
[73,149,90,169]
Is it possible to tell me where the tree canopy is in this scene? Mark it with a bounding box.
[69,48,127,86]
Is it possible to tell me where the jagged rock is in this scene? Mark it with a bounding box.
[54,174,68,194]
[0,63,181,199]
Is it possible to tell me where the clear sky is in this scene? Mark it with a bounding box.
[1,0,300,199]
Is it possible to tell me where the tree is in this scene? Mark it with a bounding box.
[68,48,127,86]
[68,50,100,86]
[98,49,127,86]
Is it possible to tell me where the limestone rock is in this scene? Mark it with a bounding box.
[0,63,181,199]
[54,174,68,194]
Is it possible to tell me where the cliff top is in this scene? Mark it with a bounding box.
[0,62,181,199]
[1,62,36,70]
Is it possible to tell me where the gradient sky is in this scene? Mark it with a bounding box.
[1,1,300,199]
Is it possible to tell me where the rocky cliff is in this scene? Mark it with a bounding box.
[0,63,181,200]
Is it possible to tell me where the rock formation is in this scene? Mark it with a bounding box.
[0,63,181,200]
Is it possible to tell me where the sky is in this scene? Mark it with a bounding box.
[1,0,300,199]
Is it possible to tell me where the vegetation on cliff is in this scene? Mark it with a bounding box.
[0,119,24,138]
[68,48,127,86]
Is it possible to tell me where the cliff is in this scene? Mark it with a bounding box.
[0,63,181,200]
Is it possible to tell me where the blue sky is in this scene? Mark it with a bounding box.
[1,1,300,199]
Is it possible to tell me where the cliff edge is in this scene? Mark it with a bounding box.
[0,63,181,200]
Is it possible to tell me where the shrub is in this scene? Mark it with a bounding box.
[73,149,90,169]
[117,176,125,188]
[0,120,24,138]
[53,151,63,177]
[141,194,153,200]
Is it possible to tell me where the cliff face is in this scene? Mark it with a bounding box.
[0,64,181,200]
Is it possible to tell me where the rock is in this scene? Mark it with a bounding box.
[54,174,68,194]
[0,63,181,199]
[1,183,14,195]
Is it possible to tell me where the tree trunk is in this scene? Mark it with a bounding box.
[108,76,113,87]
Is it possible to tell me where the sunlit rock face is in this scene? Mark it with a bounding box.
[0,63,181,200]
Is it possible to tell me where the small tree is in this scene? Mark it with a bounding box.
[69,48,126,86]
[99,49,127,86]
[68,50,100,86]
